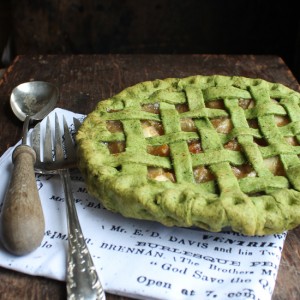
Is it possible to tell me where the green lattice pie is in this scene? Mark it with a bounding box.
[77,75,300,235]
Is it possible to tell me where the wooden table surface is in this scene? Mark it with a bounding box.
[0,54,299,299]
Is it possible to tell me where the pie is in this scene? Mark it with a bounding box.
[76,75,300,236]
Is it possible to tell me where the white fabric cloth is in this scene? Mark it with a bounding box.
[0,108,286,299]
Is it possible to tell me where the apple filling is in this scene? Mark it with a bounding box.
[106,99,292,183]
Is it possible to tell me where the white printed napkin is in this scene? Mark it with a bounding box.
[0,108,286,299]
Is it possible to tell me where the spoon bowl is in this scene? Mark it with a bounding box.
[10,81,58,122]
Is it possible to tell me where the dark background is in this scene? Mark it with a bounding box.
[1,0,300,81]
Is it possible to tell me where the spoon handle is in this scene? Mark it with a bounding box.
[1,145,45,255]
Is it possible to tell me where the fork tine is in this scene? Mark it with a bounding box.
[32,114,79,172]
[31,123,41,162]
[44,117,53,162]
[73,118,82,133]
[55,113,64,161]
[63,116,76,161]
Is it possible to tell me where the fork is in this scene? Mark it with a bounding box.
[32,114,106,300]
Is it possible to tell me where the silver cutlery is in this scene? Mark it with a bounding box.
[32,114,106,300]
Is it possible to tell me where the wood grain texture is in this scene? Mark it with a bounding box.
[8,1,300,81]
[0,54,299,299]
[1,145,45,255]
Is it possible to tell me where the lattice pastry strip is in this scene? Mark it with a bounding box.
[77,75,300,235]
[224,98,276,187]
[251,84,300,190]
[160,102,194,183]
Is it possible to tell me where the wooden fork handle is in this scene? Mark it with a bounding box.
[1,145,45,255]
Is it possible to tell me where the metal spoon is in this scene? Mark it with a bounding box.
[1,81,58,255]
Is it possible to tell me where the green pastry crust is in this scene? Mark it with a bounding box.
[76,75,300,236]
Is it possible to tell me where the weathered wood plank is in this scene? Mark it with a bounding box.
[0,54,299,300]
